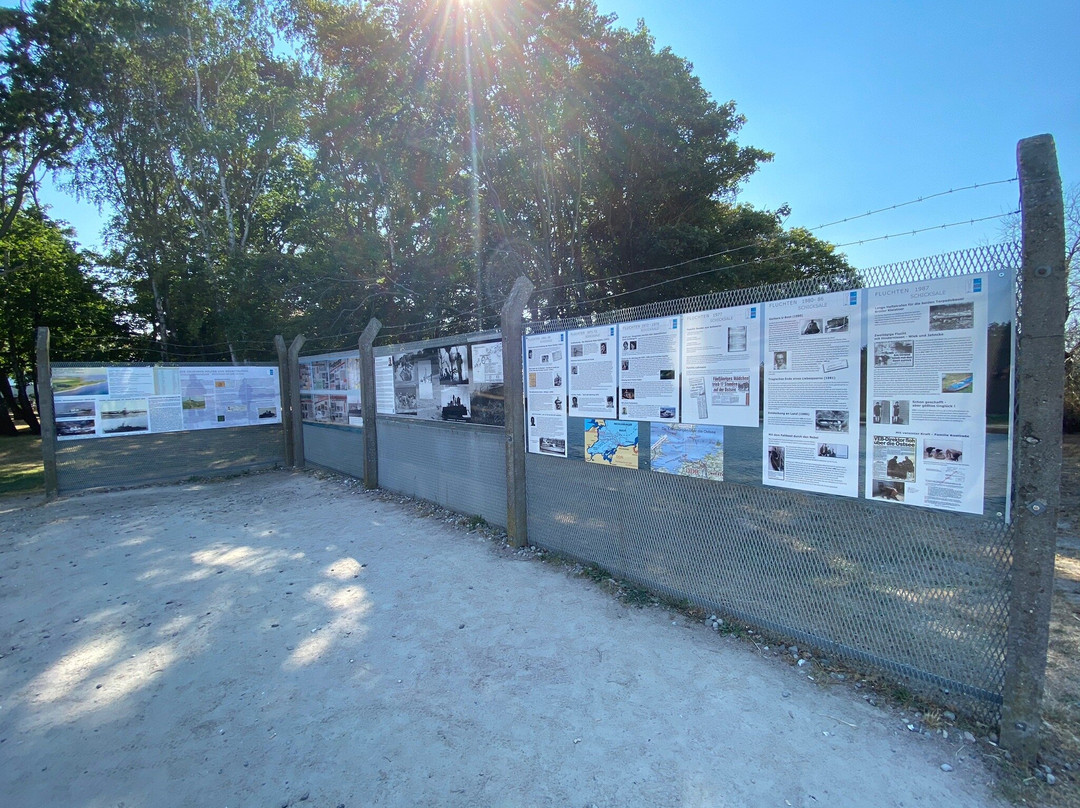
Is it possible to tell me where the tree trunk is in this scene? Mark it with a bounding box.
[10,367,40,434]
[0,396,18,436]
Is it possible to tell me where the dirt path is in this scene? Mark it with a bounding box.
[0,471,1005,807]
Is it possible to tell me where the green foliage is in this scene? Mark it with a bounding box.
[24,0,854,356]
[0,208,129,432]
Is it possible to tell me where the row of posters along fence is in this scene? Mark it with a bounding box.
[525,274,997,516]
[52,365,281,440]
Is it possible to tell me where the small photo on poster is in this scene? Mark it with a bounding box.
[872,399,891,424]
[874,340,914,367]
[924,441,964,462]
[814,409,849,433]
[801,319,823,335]
[825,316,849,333]
[942,373,974,394]
[816,442,849,459]
[929,302,975,331]
[890,400,910,425]
[55,400,95,419]
[99,398,149,435]
[57,419,96,437]
[872,479,905,502]
[773,351,788,371]
[767,445,785,478]
[727,326,747,352]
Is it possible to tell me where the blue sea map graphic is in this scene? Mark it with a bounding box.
[584,418,639,464]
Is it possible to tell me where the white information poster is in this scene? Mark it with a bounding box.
[525,331,568,456]
[52,364,281,440]
[763,290,862,497]
[680,305,761,427]
[617,316,681,422]
[375,356,396,415]
[865,275,989,514]
[567,325,618,418]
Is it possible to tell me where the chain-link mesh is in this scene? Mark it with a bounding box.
[521,243,1021,720]
[50,361,286,493]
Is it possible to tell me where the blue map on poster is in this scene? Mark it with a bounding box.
[584,418,639,468]
[651,423,724,481]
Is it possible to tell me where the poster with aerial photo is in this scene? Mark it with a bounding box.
[865,275,989,514]
[680,305,760,428]
[525,331,568,456]
[762,290,862,498]
[54,364,281,441]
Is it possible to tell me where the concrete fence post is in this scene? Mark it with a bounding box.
[274,335,295,467]
[35,327,59,500]
[287,335,306,468]
[358,318,382,490]
[501,276,535,547]
[1000,134,1068,762]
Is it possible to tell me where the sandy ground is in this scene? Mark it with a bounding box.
[0,471,1007,808]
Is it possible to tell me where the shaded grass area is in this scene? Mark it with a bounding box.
[0,433,43,496]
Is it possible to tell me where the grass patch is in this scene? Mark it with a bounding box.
[0,433,43,496]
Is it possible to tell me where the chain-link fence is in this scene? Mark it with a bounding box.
[522,243,1020,719]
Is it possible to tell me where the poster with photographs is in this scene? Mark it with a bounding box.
[616,317,681,422]
[298,351,363,426]
[525,331,568,457]
[468,341,505,426]
[680,305,760,427]
[762,290,862,497]
[865,275,989,514]
[389,345,472,421]
[567,325,618,418]
[53,365,280,440]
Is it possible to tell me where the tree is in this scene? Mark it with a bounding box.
[0,0,108,247]
[0,207,127,434]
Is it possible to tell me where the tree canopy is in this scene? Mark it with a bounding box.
[6,0,854,366]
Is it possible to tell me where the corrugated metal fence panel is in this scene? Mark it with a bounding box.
[303,423,366,478]
[378,417,508,528]
[525,450,1012,718]
[56,425,286,493]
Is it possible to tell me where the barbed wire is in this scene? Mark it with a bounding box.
[831,211,1019,248]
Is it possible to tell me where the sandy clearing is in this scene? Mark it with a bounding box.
[0,471,1004,808]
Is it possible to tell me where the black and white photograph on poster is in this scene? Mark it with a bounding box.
[469,341,504,426]
[440,388,470,421]
[874,340,915,367]
[816,442,849,459]
[299,362,313,391]
[825,315,849,333]
[814,409,849,433]
[539,437,566,456]
[872,399,890,424]
[311,394,348,424]
[872,479,905,502]
[773,351,788,371]
[929,302,975,331]
[99,398,149,434]
[801,318,823,335]
[890,400,910,425]
[727,326,747,352]
[659,406,676,419]
[55,399,96,419]
[440,345,468,384]
[924,440,964,461]
[767,445,785,478]
[57,418,96,438]
[258,406,278,419]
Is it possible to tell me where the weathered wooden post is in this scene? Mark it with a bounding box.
[358,318,382,490]
[1000,134,1067,762]
[501,276,534,547]
[274,335,294,467]
[35,327,59,500]
[287,335,306,468]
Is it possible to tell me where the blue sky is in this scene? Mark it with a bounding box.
[25,0,1080,270]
